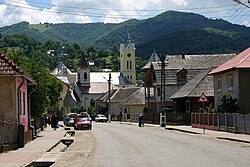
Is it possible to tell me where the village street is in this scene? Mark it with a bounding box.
[53,123,250,167]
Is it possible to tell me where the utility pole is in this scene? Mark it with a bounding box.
[233,0,250,8]
[108,73,111,122]
[159,55,166,127]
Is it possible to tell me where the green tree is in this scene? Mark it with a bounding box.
[218,94,239,113]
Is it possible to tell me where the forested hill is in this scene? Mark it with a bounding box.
[1,11,250,60]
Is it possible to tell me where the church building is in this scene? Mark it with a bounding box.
[52,30,138,112]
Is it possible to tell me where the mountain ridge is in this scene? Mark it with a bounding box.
[0,11,249,60]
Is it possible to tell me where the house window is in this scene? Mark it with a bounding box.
[217,78,222,92]
[157,87,161,96]
[180,73,186,79]
[127,53,131,57]
[173,102,177,112]
[157,106,161,113]
[77,73,80,81]
[84,72,87,80]
[186,100,190,113]
[227,75,233,90]
[127,61,129,69]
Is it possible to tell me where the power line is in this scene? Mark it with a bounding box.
[0,1,239,20]
[0,1,249,26]
[222,3,239,18]
[20,0,237,12]
[234,9,250,23]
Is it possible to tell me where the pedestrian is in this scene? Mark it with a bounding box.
[138,114,144,127]
[47,116,51,127]
[52,114,57,130]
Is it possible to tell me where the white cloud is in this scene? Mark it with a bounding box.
[0,0,248,27]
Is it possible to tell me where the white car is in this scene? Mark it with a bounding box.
[95,114,108,123]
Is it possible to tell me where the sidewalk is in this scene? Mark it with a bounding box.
[0,124,66,167]
[165,125,250,143]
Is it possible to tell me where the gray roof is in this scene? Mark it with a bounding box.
[119,72,133,85]
[119,87,145,106]
[142,53,236,85]
[111,87,140,103]
[75,82,117,94]
[148,50,160,63]
[170,68,214,99]
[143,54,236,70]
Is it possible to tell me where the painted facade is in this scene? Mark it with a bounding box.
[0,53,36,145]
[209,47,250,114]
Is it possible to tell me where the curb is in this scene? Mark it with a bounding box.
[24,130,67,167]
[216,137,250,144]
[165,128,201,134]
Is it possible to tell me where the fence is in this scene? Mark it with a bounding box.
[191,113,250,134]
[0,120,18,148]
[140,112,190,125]
[31,117,47,137]
[191,113,219,130]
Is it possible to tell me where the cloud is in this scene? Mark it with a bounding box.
[0,0,248,27]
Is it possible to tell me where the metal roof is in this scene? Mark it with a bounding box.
[209,47,250,75]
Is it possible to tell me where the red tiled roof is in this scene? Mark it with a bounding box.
[0,52,35,83]
[209,47,250,75]
[0,52,23,75]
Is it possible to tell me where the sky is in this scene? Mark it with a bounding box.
[0,0,249,27]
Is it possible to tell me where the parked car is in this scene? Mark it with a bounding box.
[74,112,92,130]
[95,114,108,123]
[64,113,77,127]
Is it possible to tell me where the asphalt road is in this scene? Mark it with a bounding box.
[54,122,250,167]
[89,122,250,167]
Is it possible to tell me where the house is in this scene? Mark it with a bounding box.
[119,87,145,122]
[209,47,250,114]
[95,87,141,119]
[142,50,235,124]
[170,69,214,124]
[0,53,36,146]
[171,68,214,113]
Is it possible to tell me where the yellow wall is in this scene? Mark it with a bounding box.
[120,43,136,84]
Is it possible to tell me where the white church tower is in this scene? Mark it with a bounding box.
[119,29,136,84]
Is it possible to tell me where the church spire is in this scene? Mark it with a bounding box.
[148,50,160,63]
[124,29,132,45]
[80,51,89,69]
